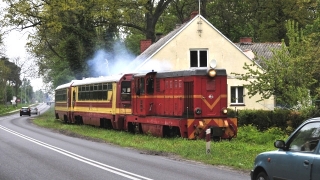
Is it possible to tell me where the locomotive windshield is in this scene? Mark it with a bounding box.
[121,81,131,101]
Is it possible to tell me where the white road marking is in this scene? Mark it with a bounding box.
[0,125,153,180]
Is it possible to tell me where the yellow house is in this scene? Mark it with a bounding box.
[126,13,277,110]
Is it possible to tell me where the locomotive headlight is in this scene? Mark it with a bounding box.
[221,108,228,114]
[195,107,202,115]
[208,69,216,77]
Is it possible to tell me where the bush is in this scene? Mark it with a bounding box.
[236,107,320,133]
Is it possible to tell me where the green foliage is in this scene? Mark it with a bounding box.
[236,125,287,145]
[232,20,317,108]
[0,103,26,115]
[227,108,238,118]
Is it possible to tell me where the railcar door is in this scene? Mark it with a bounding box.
[183,81,194,117]
[165,79,174,116]
[67,86,76,123]
[133,77,146,116]
[173,79,183,116]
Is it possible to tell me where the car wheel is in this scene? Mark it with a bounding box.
[256,171,269,180]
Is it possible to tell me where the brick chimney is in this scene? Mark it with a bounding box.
[140,39,152,53]
[239,37,253,45]
[190,11,198,19]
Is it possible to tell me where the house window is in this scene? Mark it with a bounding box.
[190,50,207,67]
[231,86,244,104]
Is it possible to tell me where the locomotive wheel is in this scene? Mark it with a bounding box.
[212,136,221,142]
[163,126,180,138]
[134,125,140,134]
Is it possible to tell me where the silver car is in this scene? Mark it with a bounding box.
[30,107,38,115]
[251,117,320,180]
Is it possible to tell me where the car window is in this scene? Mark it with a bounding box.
[288,122,320,153]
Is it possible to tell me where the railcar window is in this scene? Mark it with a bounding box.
[121,81,131,101]
[78,83,110,101]
[108,83,112,90]
[55,89,67,101]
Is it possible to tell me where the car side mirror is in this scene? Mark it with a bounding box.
[274,140,285,149]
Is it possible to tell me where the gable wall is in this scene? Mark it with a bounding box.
[139,17,274,110]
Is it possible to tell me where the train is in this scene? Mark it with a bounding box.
[54,68,237,141]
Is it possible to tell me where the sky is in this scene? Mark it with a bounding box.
[3,30,44,91]
[1,1,44,92]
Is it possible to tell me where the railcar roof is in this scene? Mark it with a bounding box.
[55,75,124,90]
[134,69,226,78]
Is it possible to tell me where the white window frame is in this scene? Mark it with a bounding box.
[231,86,244,104]
[189,49,208,68]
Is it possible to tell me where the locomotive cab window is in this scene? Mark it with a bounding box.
[136,78,145,95]
[146,76,154,94]
[121,81,131,101]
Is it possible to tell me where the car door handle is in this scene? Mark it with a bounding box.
[304,160,310,165]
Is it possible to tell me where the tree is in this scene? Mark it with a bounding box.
[249,0,318,42]
[1,57,22,96]
[0,59,11,104]
[232,21,317,108]
[302,15,320,100]
[118,0,174,42]
[1,0,175,88]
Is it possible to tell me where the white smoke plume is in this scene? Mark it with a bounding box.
[87,41,135,77]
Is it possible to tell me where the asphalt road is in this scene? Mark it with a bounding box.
[0,103,250,180]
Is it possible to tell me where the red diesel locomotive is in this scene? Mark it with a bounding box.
[54,68,237,140]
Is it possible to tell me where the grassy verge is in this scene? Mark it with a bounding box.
[32,107,288,172]
[0,104,32,115]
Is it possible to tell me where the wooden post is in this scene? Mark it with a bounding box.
[206,128,211,154]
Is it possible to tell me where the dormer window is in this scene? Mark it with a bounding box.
[190,49,208,68]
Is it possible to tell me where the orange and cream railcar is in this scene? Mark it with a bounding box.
[55,69,237,140]
[55,74,133,129]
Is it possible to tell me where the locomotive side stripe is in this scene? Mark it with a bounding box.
[132,94,227,99]
[197,94,227,110]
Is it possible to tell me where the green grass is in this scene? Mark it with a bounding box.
[32,107,288,172]
[0,104,32,115]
